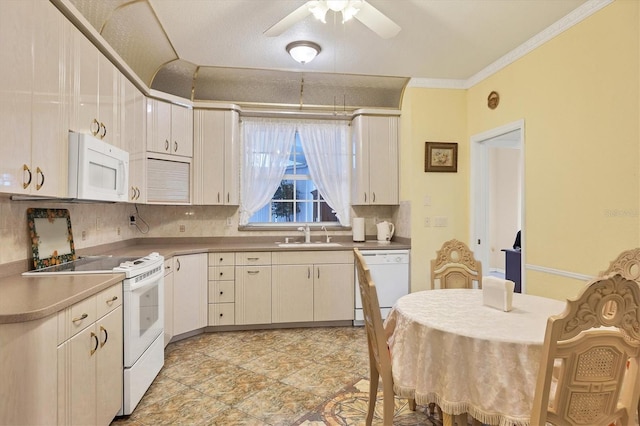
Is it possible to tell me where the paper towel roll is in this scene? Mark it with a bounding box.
[352,217,365,242]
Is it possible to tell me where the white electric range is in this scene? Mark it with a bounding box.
[24,252,165,416]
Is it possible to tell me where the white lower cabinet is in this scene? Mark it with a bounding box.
[235,252,272,325]
[57,282,123,426]
[172,253,207,336]
[208,252,235,326]
[272,251,355,323]
[163,257,174,346]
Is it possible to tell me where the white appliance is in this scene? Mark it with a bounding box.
[355,249,409,325]
[376,221,395,242]
[68,131,129,202]
[352,217,365,242]
[23,252,165,416]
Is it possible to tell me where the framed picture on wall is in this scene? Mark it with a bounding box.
[425,142,458,172]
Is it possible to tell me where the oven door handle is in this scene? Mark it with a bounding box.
[127,273,163,292]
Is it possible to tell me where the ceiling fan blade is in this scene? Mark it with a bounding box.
[264,2,313,37]
[354,1,400,39]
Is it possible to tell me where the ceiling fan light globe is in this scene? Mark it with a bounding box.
[341,5,359,22]
[308,2,329,23]
[326,0,349,12]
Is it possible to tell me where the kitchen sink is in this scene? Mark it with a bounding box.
[277,242,343,248]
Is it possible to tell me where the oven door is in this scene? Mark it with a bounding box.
[123,271,164,367]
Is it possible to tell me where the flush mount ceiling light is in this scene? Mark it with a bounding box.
[286,41,321,64]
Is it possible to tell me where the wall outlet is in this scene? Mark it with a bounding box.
[81,230,87,240]
[129,215,136,226]
[179,224,186,232]
[117,226,121,236]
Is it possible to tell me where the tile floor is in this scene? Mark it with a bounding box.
[112,326,433,425]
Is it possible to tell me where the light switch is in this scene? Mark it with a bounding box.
[434,216,448,227]
[423,195,431,206]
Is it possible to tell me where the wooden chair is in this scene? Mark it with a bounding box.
[600,247,640,422]
[530,273,640,425]
[431,239,483,289]
[354,248,415,425]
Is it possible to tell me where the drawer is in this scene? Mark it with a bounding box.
[57,295,97,344]
[208,265,235,281]
[208,303,235,326]
[236,252,271,266]
[96,282,123,319]
[209,252,234,267]
[208,281,235,303]
[272,250,354,265]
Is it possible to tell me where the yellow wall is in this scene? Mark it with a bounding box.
[400,87,468,292]
[402,0,640,299]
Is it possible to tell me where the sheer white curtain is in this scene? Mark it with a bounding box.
[297,120,351,225]
[239,118,296,225]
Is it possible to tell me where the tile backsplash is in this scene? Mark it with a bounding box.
[0,197,406,266]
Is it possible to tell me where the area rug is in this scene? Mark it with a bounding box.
[293,379,443,426]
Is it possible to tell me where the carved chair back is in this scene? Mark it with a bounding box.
[431,239,483,289]
[530,273,640,425]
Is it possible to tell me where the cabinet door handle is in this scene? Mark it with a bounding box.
[219,291,224,295]
[372,192,376,203]
[131,186,136,200]
[364,192,367,203]
[219,313,224,317]
[23,164,32,189]
[35,167,44,190]
[174,141,178,152]
[72,313,88,323]
[317,268,320,279]
[227,192,230,203]
[217,192,220,203]
[165,139,169,151]
[308,267,311,279]
[99,123,107,139]
[91,118,100,136]
[90,332,99,355]
[176,259,181,271]
[99,325,108,347]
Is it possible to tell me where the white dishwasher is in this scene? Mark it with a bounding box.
[354,249,410,325]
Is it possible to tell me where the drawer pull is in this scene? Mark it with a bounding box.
[247,257,259,261]
[106,296,118,303]
[72,313,88,323]
[90,332,99,355]
[219,313,224,317]
[220,291,224,295]
[219,272,224,277]
[247,270,260,275]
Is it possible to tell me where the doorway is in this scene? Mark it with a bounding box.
[470,120,524,290]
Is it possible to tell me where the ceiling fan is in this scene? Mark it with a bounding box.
[264,0,401,39]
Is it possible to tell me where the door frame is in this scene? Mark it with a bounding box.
[470,119,525,291]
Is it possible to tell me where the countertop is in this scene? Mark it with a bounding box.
[0,238,410,324]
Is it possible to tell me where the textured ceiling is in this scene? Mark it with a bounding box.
[58,0,589,110]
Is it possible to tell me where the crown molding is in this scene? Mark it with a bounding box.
[408,0,614,91]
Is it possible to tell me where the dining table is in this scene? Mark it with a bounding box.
[384,288,566,426]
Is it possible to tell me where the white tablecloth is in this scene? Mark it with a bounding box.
[384,289,566,426]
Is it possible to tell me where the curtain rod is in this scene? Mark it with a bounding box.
[239,109,354,121]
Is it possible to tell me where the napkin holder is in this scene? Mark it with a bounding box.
[482,276,515,312]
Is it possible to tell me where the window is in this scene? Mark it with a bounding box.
[248,133,338,224]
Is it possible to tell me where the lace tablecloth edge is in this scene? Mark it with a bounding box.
[393,384,532,426]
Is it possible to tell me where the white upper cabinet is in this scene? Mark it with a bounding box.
[193,109,239,205]
[71,30,120,147]
[121,78,146,202]
[0,0,69,197]
[147,99,193,158]
[351,113,400,205]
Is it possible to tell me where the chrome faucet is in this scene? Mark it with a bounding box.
[297,224,311,243]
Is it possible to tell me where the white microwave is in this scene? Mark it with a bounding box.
[68,132,129,202]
